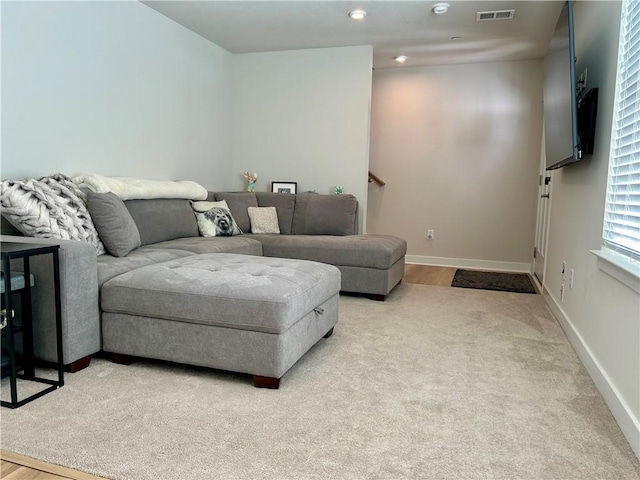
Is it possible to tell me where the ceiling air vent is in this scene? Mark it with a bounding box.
[476,9,515,21]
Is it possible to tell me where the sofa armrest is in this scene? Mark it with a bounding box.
[1,235,101,365]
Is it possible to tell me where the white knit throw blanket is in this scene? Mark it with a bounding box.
[72,174,208,200]
[1,173,106,254]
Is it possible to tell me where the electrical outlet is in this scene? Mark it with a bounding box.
[560,283,565,302]
[570,269,575,289]
[427,229,434,240]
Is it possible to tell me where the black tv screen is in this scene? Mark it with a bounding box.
[544,1,580,170]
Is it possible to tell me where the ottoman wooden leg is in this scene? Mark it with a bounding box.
[110,353,134,365]
[369,293,387,302]
[253,375,280,389]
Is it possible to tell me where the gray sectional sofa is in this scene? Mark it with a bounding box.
[1,190,406,387]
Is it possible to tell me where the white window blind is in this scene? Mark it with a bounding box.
[603,0,640,262]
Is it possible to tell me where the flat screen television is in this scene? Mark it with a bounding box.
[544,1,581,170]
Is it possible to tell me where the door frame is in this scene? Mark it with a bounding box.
[533,128,552,286]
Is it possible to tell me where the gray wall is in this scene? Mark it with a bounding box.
[368,60,543,271]
[231,46,373,232]
[1,1,233,190]
[1,3,374,220]
[543,0,639,455]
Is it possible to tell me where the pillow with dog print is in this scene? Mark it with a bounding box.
[193,205,242,237]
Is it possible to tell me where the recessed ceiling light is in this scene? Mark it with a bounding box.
[394,55,408,64]
[348,9,367,20]
[432,3,450,15]
[451,36,462,40]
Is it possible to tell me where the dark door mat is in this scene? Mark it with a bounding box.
[451,269,537,294]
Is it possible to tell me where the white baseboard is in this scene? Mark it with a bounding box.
[406,255,531,273]
[543,287,640,460]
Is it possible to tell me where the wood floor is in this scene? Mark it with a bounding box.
[1,451,104,480]
[403,264,456,287]
[0,265,451,480]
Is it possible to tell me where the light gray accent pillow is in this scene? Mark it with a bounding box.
[291,194,358,235]
[248,206,280,234]
[86,192,141,257]
[0,173,106,254]
[214,193,258,233]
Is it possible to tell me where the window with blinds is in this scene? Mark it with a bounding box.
[603,0,640,262]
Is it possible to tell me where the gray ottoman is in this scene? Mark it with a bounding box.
[100,253,340,388]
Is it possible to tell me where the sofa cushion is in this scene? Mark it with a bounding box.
[214,193,258,233]
[86,192,141,257]
[194,207,242,237]
[291,194,358,235]
[139,236,263,256]
[191,199,228,211]
[255,192,296,234]
[125,199,199,246]
[97,247,196,287]
[0,174,106,254]
[248,207,280,234]
[250,234,407,270]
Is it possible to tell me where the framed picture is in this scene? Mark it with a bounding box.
[271,182,297,194]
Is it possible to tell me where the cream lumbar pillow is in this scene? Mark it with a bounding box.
[248,206,280,234]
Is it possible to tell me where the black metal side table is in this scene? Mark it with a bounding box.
[1,242,64,408]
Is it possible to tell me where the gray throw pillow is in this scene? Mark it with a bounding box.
[86,192,141,257]
[124,199,199,246]
[291,194,358,235]
[214,193,258,233]
[255,192,296,234]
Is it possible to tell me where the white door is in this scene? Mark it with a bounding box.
[534,173,551,284]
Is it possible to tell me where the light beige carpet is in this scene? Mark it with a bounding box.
[1,283,638,480]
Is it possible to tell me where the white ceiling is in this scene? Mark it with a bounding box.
[143,1,564,69]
